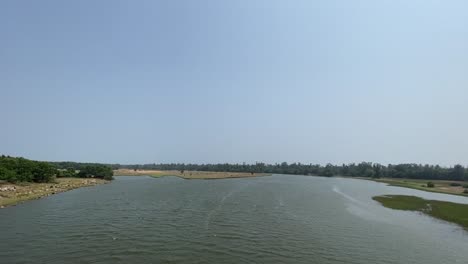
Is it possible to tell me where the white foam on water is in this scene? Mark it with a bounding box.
[333,185,390,224]
[205,183,252,230]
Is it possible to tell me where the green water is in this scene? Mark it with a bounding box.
[1,175,467,264]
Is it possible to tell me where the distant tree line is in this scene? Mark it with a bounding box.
[0,156,114,183]
[75,165,114,180]
[19,157,468,182]
[51,161,112,171]
[111,162,468,181]
[53,162,114,181]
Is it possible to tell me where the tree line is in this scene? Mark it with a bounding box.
[0,155,114,183]
[5,156,466,182]
[0,156,56,183]
[113,162,468,181]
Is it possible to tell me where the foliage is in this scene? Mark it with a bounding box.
[0,156,114,183]
[427,182,435,188]
[57,168,77,178]
[76,165,114,180]
[50,161,114,171]
[0,155,57,183]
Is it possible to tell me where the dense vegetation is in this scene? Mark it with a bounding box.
[110,162,468,181]
[52,161,113,171]
[76,165,114,180]
[0,156,114,183]
[52,161,113,180]
[0,155,57,183]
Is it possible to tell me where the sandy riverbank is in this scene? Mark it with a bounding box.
[369,178,468,197]
[0,178,109,208]
[114,169,271,179]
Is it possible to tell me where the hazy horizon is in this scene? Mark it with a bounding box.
[2,1,468,166]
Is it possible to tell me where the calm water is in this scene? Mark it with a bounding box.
[1,175,468,264]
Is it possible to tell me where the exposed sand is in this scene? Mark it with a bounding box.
[372,178,468,197]
[114,169,271,179]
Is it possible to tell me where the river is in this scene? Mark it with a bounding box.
[1,175,467,264]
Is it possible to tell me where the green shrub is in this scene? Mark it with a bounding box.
[427,182,435,188]
[450,183,462,187]
[463,184,468,188]
[0,156,56,183]
[77,165,114,180]
[463,189,468,194]
[0,167,17,182]
[57,168,77,178]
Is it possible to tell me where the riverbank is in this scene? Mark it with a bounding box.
[373,195,468,229]
[114,169,270,179]
[0,178,109,208]
[368,178,468,197]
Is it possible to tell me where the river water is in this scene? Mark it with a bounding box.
[1,175,467,264]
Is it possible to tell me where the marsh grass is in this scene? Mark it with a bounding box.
[373,195,468,229]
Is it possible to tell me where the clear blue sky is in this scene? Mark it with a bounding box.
[1,1,467,165]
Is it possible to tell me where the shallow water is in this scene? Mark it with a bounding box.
[1,175,467,264]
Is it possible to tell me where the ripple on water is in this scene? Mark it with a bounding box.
[1,175,468,264]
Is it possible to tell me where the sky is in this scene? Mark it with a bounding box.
[1,0,468,165]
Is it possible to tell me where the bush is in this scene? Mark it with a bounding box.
[0,167,17,182]
[0,156,57,183]
[463,184,468,188]
[464,189,468,194]
[77,165,114,180]
[57,168,77,178]
[427,182,435,188]
[450,183,462,187]
[31,162,56,183]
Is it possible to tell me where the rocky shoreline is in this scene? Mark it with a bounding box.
[0,178,109,208]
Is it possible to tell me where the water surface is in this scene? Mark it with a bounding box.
[1,175,467,264]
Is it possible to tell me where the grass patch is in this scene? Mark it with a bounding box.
[373,195,468,229]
